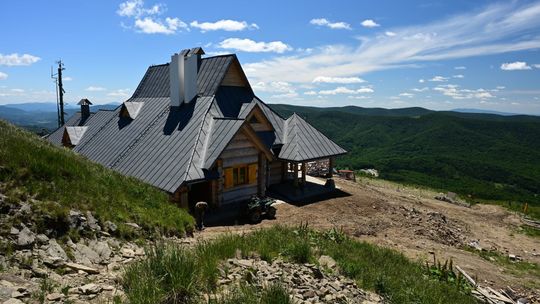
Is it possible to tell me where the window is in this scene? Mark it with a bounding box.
[224,163,258,189]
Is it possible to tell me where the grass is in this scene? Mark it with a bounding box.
[208,283,292,304]
[123,225,477,304]
[0,120,193,237]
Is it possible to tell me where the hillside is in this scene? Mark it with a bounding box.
[270,104,540,210]
[0,120,193,236]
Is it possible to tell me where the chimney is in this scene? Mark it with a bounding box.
[169,47,204,107]
[78,98,92,121]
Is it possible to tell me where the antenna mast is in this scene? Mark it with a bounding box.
[51,60,66,127]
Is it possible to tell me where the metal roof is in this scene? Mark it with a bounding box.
[64,126,88,145]
[278,113,347,162]
[46,51,346,193]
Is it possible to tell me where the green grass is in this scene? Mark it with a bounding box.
[123,226,477,304]
[0,120,193,237]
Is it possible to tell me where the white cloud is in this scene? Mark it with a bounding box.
[252,81,294,93]
[63,76,73,81]
[86,86,106,92]
[0,72,7,80]
[399,92,414,98]
[534,64,540,69]
[107,89,131,98]
[218,38,291,53]
[270,92,299,99]
[312,76,365,84]
[304,91,317,96]
[411,87,429,92]
[190,20,258,32]
[117,0,164,18]
[496,86,506,90]
[433,84,495,100]
[418,79,425,83]
[500,61,532,70]
[310,18,351,30]
[11,88,24,93]
[0,53,41,66]
[429,76,449,82]
[134,17,186,34]
[361,19,380,28]
[454,66,467,70]
[385,31,396,37]
[243,2,540,84]
[318,86,374,95]
[453,74,464,78]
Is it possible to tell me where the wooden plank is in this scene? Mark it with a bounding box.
[226,138,254,150]
[220,147,259,159]
[223,155,258,167]
[456,266,476,286]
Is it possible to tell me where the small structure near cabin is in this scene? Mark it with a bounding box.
[338,170,356,182]
[46,47,347,212]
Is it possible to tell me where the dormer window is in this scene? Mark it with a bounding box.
[62,126,88,148]
[120,102,144,120]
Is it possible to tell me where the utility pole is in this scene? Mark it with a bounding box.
[51,60,66,127]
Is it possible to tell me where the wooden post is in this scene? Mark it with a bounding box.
[293,162,299,187]
[328,157,335,178]
[179,185,189,209]
[301,162,307,185]
[281,161,287,182]
[216,159,224,207]
[258,152,266,196]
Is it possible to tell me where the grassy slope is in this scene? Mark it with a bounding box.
[123,226,476,304]
[0,120,193,236]
[270,105,540,215]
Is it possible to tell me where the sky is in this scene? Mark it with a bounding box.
[1,0,540,114]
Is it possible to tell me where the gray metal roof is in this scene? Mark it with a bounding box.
[46,51,346,193]
[278,113,347,162]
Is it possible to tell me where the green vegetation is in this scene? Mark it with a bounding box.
[0,120,193,236]
[208,283,292,304]
[271,104,540,218]
[123,226,476,304]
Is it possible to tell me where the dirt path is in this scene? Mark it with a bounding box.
[202,177,540,291]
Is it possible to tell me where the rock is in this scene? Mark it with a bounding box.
[68,210,87,230]
[46,293,64,301]
[3,298,24,304]
[16,226,35,248]
[318,255,337,269]
[65,262,100,274]
[103,221,117,233]
[9,228,19,236]
[88,240,112,263]
[9,291,23,299]
[35,234,49,245]
[86,211,101,231]
[73,242,100,265]
[120,248,135,258]
[517,298,529,304]
[124,222,140,229]
[79,283,102,295]
[45,239,68,262]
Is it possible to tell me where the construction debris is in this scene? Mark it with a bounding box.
[435,192,471,207]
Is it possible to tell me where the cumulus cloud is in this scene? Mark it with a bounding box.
[385,31,396,37]
[243,2,540,84]
[453,74,464,78]
[310,18,351,30]
[117,0,163,18]
[361,19,380,28]
[218,38,291,53]
[454,66,466,70]
[0,53,41,66]
[63,77,73,81]
[0,72,7,80]
[86,86,106,92]
[433,84,495,100]
[318,86,374,95]
[134,17,186,34]
[500,61,532,70]
[411,87,429,92]
[429,76,449,82]
[252,81,295,94]
[190,20,258,32]
[399,92,414,98]
[312,76,365,84]
[534,64,540,69]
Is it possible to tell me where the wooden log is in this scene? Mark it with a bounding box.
[456,266,476,286]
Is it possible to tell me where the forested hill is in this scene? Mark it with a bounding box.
[269,104,540,204]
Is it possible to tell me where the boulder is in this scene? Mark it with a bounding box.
[46,293,64,301]
[16,227,35,248]
[35,234,49,245]
[65,262,99,274]
[318,255,337,269]
[45,239,68,262]
[88,240,112,262]
[86,211,101,231]
[79,283,102,295]
[103,221,117,233]
[3,298,24,304]
[73,242,100,265]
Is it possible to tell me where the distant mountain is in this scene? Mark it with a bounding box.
[270,104,540,206]
[451,108,521,116]
[0,102,120,132]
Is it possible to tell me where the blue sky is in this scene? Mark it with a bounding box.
[1,0,540,114]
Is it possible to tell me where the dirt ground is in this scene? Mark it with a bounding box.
[203,177,540,293]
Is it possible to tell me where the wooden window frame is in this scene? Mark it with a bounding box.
[224,163,258,189]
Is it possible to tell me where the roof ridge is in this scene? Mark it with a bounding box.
[74,109,122,151]
[110,104,170,168]
[181,97,215,184]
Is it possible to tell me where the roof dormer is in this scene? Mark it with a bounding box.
[62,126,88,147]
[120,102,144,120]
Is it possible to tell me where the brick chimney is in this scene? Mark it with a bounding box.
[78,98,92,121]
